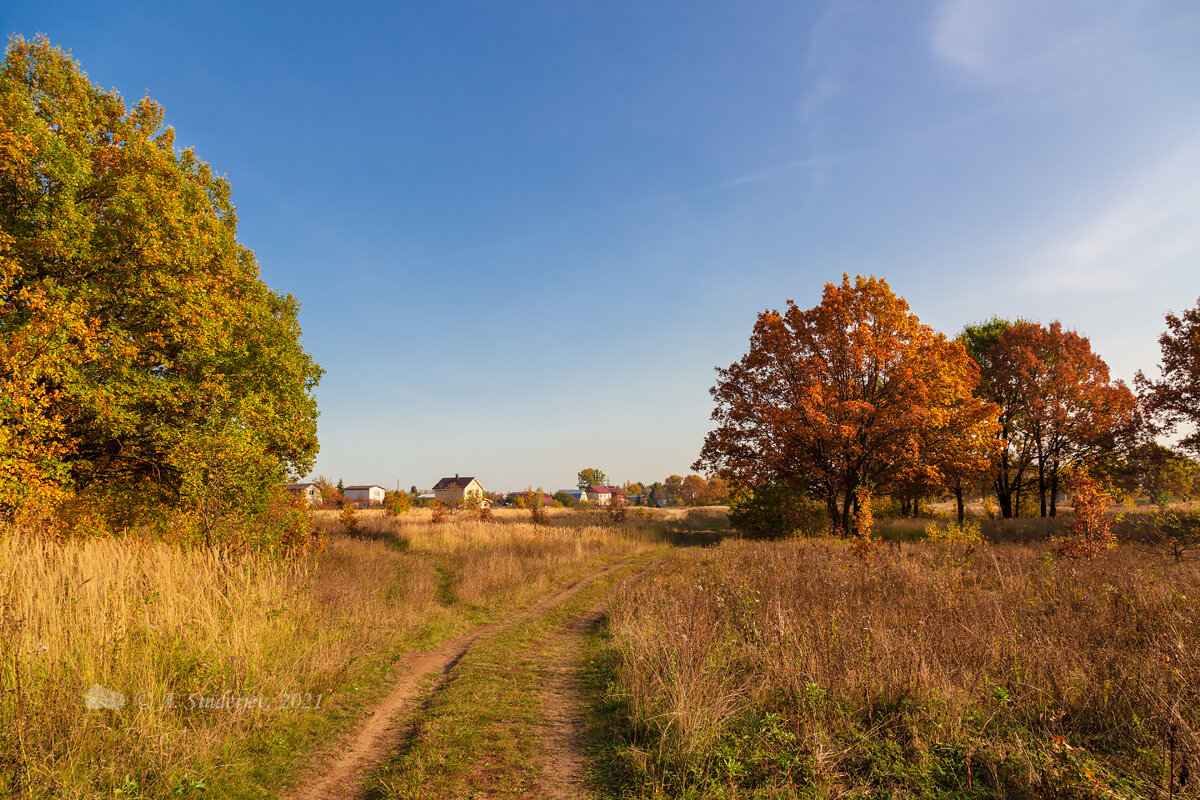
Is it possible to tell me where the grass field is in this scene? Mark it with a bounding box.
[589,534,1199,798]
[0,508,660,798]
[4,503,1197,799]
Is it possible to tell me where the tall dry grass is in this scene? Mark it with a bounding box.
[602,539,1200,797]
[0,510,657,798]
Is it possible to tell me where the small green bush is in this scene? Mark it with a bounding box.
[728,482,825,539]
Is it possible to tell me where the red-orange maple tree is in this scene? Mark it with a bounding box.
[694,274,998,531]
[994,321,1138,517]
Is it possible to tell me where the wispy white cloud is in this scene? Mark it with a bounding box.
[929,0,1140,88]
[1022,144,1200,292]
[719,157,835,191]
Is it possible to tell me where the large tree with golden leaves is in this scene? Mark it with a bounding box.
[0,36,321,528]
[695,274,997,531]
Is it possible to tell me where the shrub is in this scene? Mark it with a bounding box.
[925,519,985,547]
[1146,508,1200,561]
[849,487,876,561]
[728,482,825,539]
[1053,471,1118,559]
[430,501,447,524]
[608,495,627,524]
[339,501,360,535]
[382,489,411,517]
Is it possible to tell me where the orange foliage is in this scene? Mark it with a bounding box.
[849,487,876,561]
[696,274,998,531]
[680,474,708,505]
[995,321,1138,517]
[1053,471,1118,559]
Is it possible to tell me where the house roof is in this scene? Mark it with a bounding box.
[588,485,628,495]
[344,485,384,491]
[433,476,478,490]
[286,483,315,490]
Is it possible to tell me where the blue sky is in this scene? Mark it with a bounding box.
[6,1,1200,492]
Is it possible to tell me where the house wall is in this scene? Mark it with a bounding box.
[435,479,484,505]
[344,487,385,504]
[433,488,462,504]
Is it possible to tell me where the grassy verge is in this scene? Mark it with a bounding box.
[362,553,655,799]
[0,510,660,798]
[586,539,1198,799]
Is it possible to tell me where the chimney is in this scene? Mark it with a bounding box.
[455,473,459,480]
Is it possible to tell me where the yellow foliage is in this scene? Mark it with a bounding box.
[925,519,986,547]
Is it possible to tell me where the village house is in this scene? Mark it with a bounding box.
[342,485,386,505]
[286,483,322,506]
[433,474,486,506]
[584,485,628,506]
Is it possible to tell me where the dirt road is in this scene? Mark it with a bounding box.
[287,556,640,800]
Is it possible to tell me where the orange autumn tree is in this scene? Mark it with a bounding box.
[695,274,998,532]
[680,474,708,505]
[994,321,1138,517]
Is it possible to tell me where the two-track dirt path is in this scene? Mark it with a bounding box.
[534,559,659,799]
[287,556,639,800]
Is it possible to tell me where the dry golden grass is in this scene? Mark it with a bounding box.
[0,510,657,798]
[601,538,1200,797]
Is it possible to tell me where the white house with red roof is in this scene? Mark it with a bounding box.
[584,485,628,506]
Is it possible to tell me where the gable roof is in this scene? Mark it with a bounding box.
[344,485,384,491]
[433,476,478,491]
[588,485,628,495]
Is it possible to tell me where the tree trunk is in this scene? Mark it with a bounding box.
[996,484,1013,518]
[1049,460,1059,517]
[1037,452,1048,518]
[994,451,1014,518]
[1014,482,1022,518]
[955,486,965,524]
[912,498,921,518]
[901,497,911,516]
